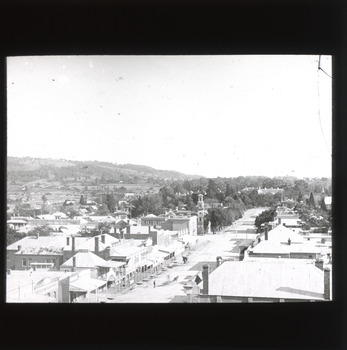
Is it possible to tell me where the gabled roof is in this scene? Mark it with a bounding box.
[61,251,109,268]
[268,224,304,243]
[115,220,128,228]
[142,214,158,219]
[69,276,107,292]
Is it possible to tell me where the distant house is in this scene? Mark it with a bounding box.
[51,212,69,220]
[114,211,128,221]
[141,214,166,227]
[257,188,284,196]
[7,233,119,271]
[7,236,67,271]
[27,218,81,227]
[7,219,28,230]
[89,215,116,224]
[36,214,56,220]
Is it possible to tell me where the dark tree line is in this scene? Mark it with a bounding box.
[255,208,277,230]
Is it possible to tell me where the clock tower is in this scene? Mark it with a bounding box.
[197,193,205,235]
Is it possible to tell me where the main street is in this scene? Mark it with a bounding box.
[93,207,268,303]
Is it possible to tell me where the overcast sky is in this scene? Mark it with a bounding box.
[7,55,332,178]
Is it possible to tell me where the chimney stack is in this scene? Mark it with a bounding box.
[105,247,111,260]
[17,245,22,251]
[148,226,151,234]
[66,237,70,246]
[216,256,222,268]
[264,224,268,241]
[202,264,210,295]
[72,236,75,252]
[315,258,324,271]
[72,256,76,271]
[288,238,291,245]
[101,234,105,244]
[94,236,99,253]
[324,267,331,300]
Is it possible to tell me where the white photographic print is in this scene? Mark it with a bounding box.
[6,55,332,303]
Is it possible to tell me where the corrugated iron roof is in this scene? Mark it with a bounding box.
[206,260,324,300]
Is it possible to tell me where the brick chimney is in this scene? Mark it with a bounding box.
[101,234,105,244]
[72,256,76,271]
[264,224,268,241]
[66,237,70,246]
[72,236,75,252]
[202,264,210,295]
[315,258,324,271]
[17,245,22,251]
[288,238,291,245]
[324,267,331,300]
[216,256,222,268]
[126,225,131,234]
[104,247,111,260]
[94,236,99,253]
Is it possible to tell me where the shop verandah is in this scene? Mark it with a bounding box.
[97,248,188,299]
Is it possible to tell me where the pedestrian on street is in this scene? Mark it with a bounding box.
[153,280,156,288]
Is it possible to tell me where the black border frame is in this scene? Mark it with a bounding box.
[1,1,346,349]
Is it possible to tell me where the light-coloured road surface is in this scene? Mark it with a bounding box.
[88,208,265,303]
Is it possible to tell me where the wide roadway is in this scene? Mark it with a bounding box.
[92,207,267,303]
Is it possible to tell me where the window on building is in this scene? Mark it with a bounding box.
[22,258,27,267]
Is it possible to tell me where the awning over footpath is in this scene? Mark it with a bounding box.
[159,241,185,254]
[70,277,107,293]
[105,261,126,269]
[147,251,167,264]
[239,239,255,248]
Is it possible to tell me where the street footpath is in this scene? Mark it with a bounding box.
[97,231,244,303]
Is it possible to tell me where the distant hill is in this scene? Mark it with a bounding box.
[7,156,202,183]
